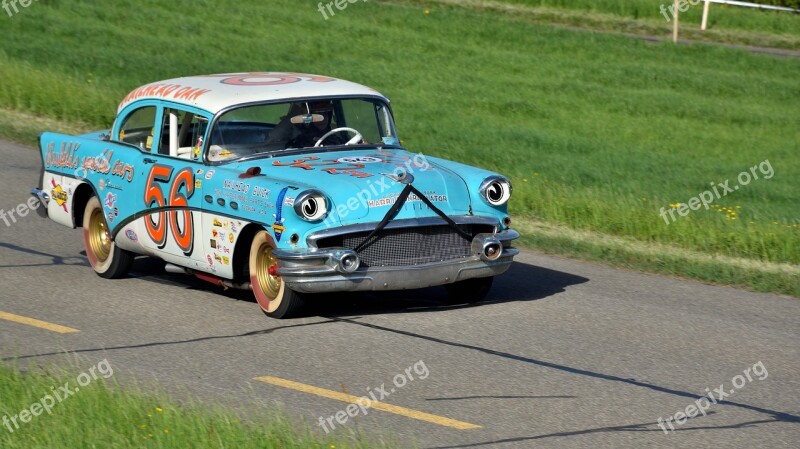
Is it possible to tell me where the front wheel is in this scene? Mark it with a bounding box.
[83,196,133,279]
[444,277,494,305]
[249,230,305,319]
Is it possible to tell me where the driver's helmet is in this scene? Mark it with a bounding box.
[308,100,334,114]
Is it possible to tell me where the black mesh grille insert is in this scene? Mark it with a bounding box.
[316,224,495,267]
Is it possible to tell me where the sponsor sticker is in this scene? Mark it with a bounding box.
[125,229,138,242]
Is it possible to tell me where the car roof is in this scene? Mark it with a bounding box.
[117,72,387,115]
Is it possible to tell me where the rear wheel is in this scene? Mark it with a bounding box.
[444,276,494,305]
[82,196,133,279]
[249,230,305,319]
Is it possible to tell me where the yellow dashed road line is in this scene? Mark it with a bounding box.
[254,375,481,430]
[0,311,80,334]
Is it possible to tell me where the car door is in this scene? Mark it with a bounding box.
[117,102,210,267]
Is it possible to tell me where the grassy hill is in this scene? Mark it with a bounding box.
[422,0,800,48]
[0,0,797,294]
[497,0,800,35]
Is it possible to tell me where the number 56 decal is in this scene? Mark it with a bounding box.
[144,164,195,255]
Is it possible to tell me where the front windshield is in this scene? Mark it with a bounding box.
[207,97,399,162]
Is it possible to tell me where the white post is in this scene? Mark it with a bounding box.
[673,0,680,43]
[701,0,711,30]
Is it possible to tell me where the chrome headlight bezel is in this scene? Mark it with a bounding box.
[479,176,512,207]
[293,189,329,222]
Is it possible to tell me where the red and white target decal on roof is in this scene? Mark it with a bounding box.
[202,72,336,86]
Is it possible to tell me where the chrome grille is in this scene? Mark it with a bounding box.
[317,224,494,267]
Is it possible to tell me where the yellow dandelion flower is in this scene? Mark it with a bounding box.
[163,429,170,433]
[155,407,163,413]
[670,203,681,208]
[424,9,430,14]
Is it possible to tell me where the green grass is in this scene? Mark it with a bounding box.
[417,0,800,49]
[0,361,387,449]
[516,219,800,297]
[0,0,797,295]
[498,0,800,35]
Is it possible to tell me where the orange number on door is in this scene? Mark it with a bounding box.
[144,164,195,255]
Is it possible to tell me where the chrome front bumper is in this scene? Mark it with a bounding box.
[272,229,519,293]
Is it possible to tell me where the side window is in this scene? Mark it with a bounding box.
[119,106,156,151]
[157,108,208,160]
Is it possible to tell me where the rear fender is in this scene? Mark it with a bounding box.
[42,172,92,228]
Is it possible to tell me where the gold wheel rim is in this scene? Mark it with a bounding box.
[88,208,111,263]
[255,244,281,301]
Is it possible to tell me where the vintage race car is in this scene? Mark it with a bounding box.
[32,72,519,318]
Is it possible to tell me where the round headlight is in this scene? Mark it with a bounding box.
[480,176,512,206]
[294,190,328,221]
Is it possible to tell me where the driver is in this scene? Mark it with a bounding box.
[286,100,344,148]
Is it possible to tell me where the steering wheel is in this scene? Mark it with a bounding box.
[314,127,363,147]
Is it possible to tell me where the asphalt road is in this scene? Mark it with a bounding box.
[1,140,798,448]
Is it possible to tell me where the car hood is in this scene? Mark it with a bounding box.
[236,148,473,226]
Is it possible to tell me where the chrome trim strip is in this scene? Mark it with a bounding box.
[307,215,499,248]
[496,229,520,242]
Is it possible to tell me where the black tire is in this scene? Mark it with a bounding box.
[444,276,494,305]
[249,230,306,319]
[82,196,133,279]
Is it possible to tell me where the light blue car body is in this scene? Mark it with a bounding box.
[34,73,518,294]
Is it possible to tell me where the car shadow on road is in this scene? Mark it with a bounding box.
[305,261,589,318]
[127,258,588,318]
[0,242,89,268]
